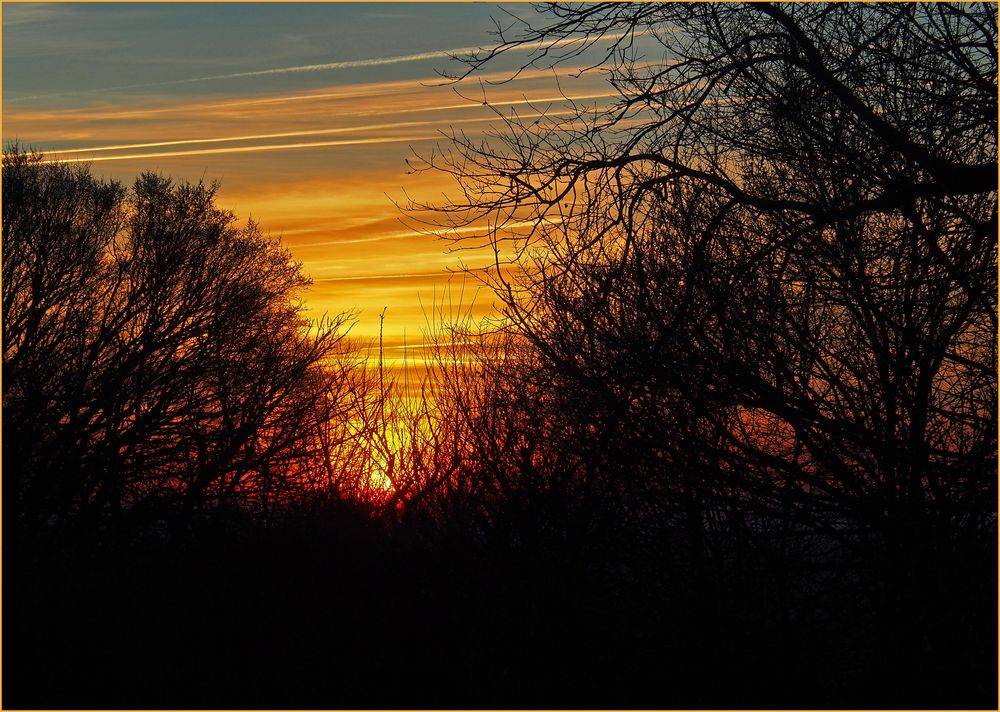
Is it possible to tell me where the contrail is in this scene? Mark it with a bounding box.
[54,107,591,156]
[40,136,434,164]
[12,65,626,122]
[9,33,632,103]
[400,93,618,115]
[57,121,450,154]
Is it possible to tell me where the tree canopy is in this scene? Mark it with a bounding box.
[3,149,355,531]
[409,0,998,676]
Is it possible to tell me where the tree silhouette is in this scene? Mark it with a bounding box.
[409,0,998,692]
[3,148,354,533]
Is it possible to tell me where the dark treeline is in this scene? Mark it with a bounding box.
[4,3,998,709]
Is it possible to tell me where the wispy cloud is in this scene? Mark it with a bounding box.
[2,3,71,27]
[8,33,633,102]
[4,18,626,349]
[43,105,593,159]
[293,219,563,248]
[315,271,448,283]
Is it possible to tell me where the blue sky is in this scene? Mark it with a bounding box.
[4,4,511,98]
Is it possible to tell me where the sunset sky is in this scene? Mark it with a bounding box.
[3,2,623,361]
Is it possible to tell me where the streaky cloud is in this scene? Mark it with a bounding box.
[51,110,576,156]
[315,271,447,283]
[9,33,633,102]
[294,219,563,248]
[41,136,434,163]
[56,120,455,154]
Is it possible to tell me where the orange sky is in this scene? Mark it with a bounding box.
[4,4,621,363]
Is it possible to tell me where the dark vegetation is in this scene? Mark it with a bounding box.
[4,3,997,709]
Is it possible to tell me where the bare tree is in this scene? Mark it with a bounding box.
[407,0,998,680]
[3,149,358,531]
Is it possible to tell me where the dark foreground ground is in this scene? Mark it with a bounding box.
[5,503,996,709]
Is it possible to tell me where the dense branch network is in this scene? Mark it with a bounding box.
[406,2,997,544]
